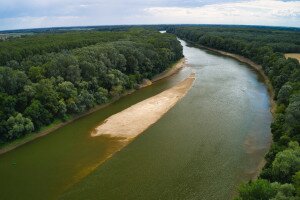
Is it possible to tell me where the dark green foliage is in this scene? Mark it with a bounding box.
[270,142,300,183]
[168,26,300,199]
[236,179,297,200]
[5,113,34,140]
[24,100,53,129]
[236,179,277,200]
[0,29,183,142]
[293,171,300,196]
[285,94,300,132]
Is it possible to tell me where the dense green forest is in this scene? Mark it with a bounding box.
[167,26,300,199]
[0,29,183,144]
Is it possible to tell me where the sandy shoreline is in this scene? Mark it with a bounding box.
[152,58,186,82]
[92,73,195,139]
[0,59,186,155]
[138,58,186,88]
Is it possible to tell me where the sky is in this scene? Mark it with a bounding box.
[0,0,299,31]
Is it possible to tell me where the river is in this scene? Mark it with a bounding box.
[0,39,272,200]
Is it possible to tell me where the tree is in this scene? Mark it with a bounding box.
[28,66,45,82]
[34,79,59,115]
[0,67,28,95]
[94,87,109,104]
[293,171,300,196]
[79,61,96,80]
[271,142,300,183]
[57,99,67,120]
[57,81,78,100]
[236,179,297,200]
[285,96,300,131]
[0,93,16,119]
[77,90,95,112]
[236,179,277,200]
[24,100,53,129]
[277,83,293,105]
[65,65,81,83]
[270,183,296,200]
[6,113,34,140]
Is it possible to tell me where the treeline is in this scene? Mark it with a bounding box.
[168,27,300,199]
[167,26,300,53]
[0,29,183,144]
[0,31,130,66]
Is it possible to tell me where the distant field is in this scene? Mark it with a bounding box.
[285,53,300,62]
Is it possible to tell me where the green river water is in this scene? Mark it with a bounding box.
[0,39,272,200]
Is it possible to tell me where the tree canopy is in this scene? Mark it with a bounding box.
[0,28,183,143]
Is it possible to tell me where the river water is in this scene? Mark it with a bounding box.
[0,39,272,200]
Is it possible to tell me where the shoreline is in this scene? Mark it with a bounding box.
[138,58,186,88]
[0,58,186,155]
[92,73,195,139]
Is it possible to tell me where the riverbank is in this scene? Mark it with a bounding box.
[92,73,195,139]
[0,58,186,155]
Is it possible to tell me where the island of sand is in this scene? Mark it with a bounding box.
[91,73,195,139]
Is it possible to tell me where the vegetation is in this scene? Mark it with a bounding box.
[167,26,300,199]
[0,29,183,145]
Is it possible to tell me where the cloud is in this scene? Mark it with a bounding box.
[0,0,299,30]
[143,0,300,26]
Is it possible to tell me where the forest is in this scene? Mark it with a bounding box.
[167,26,300,199]
[0,29,183,144]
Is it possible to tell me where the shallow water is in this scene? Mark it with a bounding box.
[0,39,272,200]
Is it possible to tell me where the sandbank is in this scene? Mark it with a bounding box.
[92,73,195,139]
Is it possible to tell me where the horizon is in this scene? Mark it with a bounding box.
[0,0,299,31]
[1,23,300,33]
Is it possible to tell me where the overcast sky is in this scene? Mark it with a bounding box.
[0,0,299,31]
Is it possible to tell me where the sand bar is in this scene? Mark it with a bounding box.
[92,73,195,139]
[138,58,186,88]
[152,58,186,82]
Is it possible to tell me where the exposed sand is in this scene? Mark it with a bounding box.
[285,53,300,62]
[152,58,186,82]
[138,58,186,88]
[138,79,152,89]
[92,73,195,139]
